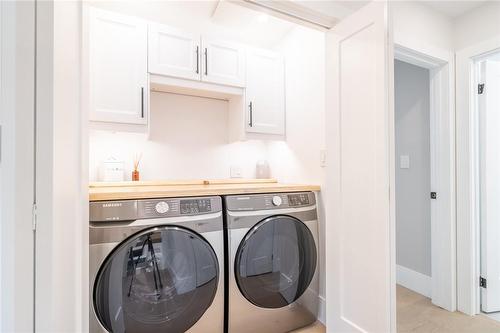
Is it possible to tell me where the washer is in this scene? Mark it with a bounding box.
[225,192,319,333]
[89,196,224,333]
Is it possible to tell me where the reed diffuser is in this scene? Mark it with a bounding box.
[132,153,142,181]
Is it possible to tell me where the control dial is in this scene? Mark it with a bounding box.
[272,195,283,207]
[155,201,170,214]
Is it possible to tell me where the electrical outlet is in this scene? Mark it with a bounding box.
[230,165,243,178]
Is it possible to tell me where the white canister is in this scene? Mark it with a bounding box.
[101,157,125,182]
[256,160,271,179]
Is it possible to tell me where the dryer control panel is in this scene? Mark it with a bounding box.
[90,196,222,222]
[225,192,316,211]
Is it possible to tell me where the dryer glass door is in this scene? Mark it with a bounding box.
[235,215,317,308]
[93,226,219,333]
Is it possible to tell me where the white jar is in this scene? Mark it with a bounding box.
[256,160,270,179]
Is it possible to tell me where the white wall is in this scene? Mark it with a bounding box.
[89,93,269,181]
[392,1,454,58]
[394,60,431,277]
[454,2,500,52]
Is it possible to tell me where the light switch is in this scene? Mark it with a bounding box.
[320,149,327,167]
[400,155,410,169]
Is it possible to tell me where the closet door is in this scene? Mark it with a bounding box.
[201,38,245,87]
[245,48,285,135]
[325,2,395,332]
[88,7,148,124]
[148,23,201,81]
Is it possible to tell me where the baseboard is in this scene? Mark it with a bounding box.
[396,264,431,298]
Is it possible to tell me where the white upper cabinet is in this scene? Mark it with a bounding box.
[201,38,246,87]
[87,7,148,124]
[148,24,201,81]
[245,48,285,135]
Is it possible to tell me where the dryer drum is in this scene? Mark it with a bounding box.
[235,215,317,309]
[93,226,219,333]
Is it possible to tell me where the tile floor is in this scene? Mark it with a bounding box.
[398,285,500,332]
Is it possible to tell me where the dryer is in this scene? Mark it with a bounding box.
[89,196,224,333]
[225,192,319,333]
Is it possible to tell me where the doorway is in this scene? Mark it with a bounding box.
[393,45,456,324]
[394,59,432,300]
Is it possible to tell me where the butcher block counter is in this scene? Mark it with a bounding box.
[89,179,320,202]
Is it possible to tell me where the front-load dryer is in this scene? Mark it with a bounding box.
[225,192,319,333]
[89,196,224,333]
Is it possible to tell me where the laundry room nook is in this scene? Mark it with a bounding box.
[4,1,500,333]
[84,1,327,332]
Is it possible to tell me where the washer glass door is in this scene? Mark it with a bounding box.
[235,215,317,308]
[93,226,219,333]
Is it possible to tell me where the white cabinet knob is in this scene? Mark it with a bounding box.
[272,196,283,206]
[155,201,169,214]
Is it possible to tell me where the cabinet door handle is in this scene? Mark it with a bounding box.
[204,48,208,75]
[248,101,253,127]
[141,87,144,118]
[196,46,199,74]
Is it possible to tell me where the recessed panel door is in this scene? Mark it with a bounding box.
[148,23,201,81]
[88,7,148,124]
[201,38,245,87]
[325,1,394,332]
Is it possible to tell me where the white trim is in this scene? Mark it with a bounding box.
[456,36,500,316]
[396,265,432,298]
[394,44,456,312]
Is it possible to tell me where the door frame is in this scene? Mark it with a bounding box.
[394,44,456,311]
[456,36,500,316]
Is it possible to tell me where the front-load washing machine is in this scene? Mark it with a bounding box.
[225,192,319,333]
[89,196,224,333]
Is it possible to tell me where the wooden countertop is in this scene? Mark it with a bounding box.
[89,179,320,201]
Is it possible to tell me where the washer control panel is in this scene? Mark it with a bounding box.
[180,198,212,215]
[225,192,315,211]
[90,196,222,222]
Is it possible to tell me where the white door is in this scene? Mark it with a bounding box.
[88,7,148,124]
[201,38,245,87]
[148,23,201,81]
[479,60,500,313]
[325,2,395,332]
[245,48,285,135]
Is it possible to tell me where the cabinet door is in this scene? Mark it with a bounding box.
[148,24,201,81]
[88,7,148,124]
[201,38,245,87]
[245,48,285,135]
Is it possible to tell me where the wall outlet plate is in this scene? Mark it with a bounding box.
[230,165,243,178]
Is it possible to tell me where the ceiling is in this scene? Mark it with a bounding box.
[294,0,488,21]
[422,1,487,18]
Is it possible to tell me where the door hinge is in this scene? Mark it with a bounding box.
[480,276,487,288]
[32,204,37,231]
[478,83,485,94]
[430,192,437,200]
